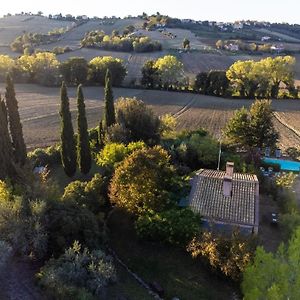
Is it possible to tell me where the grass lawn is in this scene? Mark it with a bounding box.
[108,209,239,300]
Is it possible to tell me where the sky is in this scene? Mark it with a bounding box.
[0,0,299,24]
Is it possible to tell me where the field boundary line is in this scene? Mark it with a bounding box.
[172,95,198,119]
[273,112,300,139]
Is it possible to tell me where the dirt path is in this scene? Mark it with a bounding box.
[0,258,46,300]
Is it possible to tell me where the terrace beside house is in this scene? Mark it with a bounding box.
[188,162,259,234]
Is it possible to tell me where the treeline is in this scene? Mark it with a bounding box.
[141,55,298,99]
[10,29,67,54]
[81,30,162,53]
[0,54,127,86]
[227,56,297,99]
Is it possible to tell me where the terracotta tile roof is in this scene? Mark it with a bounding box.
[189,169,259,226]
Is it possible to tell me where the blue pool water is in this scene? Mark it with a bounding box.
[264,157,300,172]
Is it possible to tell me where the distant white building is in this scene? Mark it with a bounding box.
[225,43,239,52]
[271,44,285,52]
[261,36,271,42]
[233,22,244,30]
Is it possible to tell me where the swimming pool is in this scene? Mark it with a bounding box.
[263,157,300,172]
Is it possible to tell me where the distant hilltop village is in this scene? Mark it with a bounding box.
[2,11,299,28]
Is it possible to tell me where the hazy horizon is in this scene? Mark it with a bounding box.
[0,0,299,24]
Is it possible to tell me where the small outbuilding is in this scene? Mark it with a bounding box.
[188,162,259,234]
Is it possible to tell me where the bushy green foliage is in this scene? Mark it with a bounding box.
[44,200,101,256]
[113,97,161,145]
[0,55,14,81]
[224,100,279,150]
[96,141,146,170]
[109,146,177,215]
[0,181,48,259]
[88,56,127,86]
[187,230,255,281]
[141,55,186,88]
[276,172,297,189]
[16,52,60,85]
[60,57,88,86]
[81,30,162,53]
[227,56,295,99]
[28,145,61,167]
[11,31,65,53]
[38,241,116,299]
[286,147,300,160]
[62,173,106,214]
[163,130,219,170]
[242,227,300,299]
[135,208,201,246]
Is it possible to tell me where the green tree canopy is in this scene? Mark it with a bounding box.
[109,146,177,215]
[88,56,127,86]
[226,56,295,99]
[154,55,186,88]
[60,57,88,86]
[114,97,161,145]
[242,227,300,300]
[224,100,279,150]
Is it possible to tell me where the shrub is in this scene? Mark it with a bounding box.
[0,181,48,259]
[28,145,61,167]
[96,141,146,170]
[114,97,161,145]
[135,208,201,246]
[62,173,107,213]
[44,200,101,256]
[38,241,116,299]
[187,230,256,281]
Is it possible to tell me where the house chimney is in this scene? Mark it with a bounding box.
[226,162,234,177]
[223,162,234,197]
[223,175,233,197]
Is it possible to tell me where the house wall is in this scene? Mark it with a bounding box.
[201,219,258,235]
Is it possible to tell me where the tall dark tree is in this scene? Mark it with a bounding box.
[0,99,15,179]
[60,82,77,177]
[5,74,27,165]
[141,60,159,88]
[103,69,116,128]
[77,84,91,174]
[98,119,105,149]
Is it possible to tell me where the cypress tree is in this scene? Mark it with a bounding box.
[103,69,116,128]
[98,119,105,149]
[77,84,91,174]
[5,74,27,165]
[60,82,77,177]
[0,99,15,179]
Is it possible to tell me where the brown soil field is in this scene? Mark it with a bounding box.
[0,15,73,45]
[1,84,300,151]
